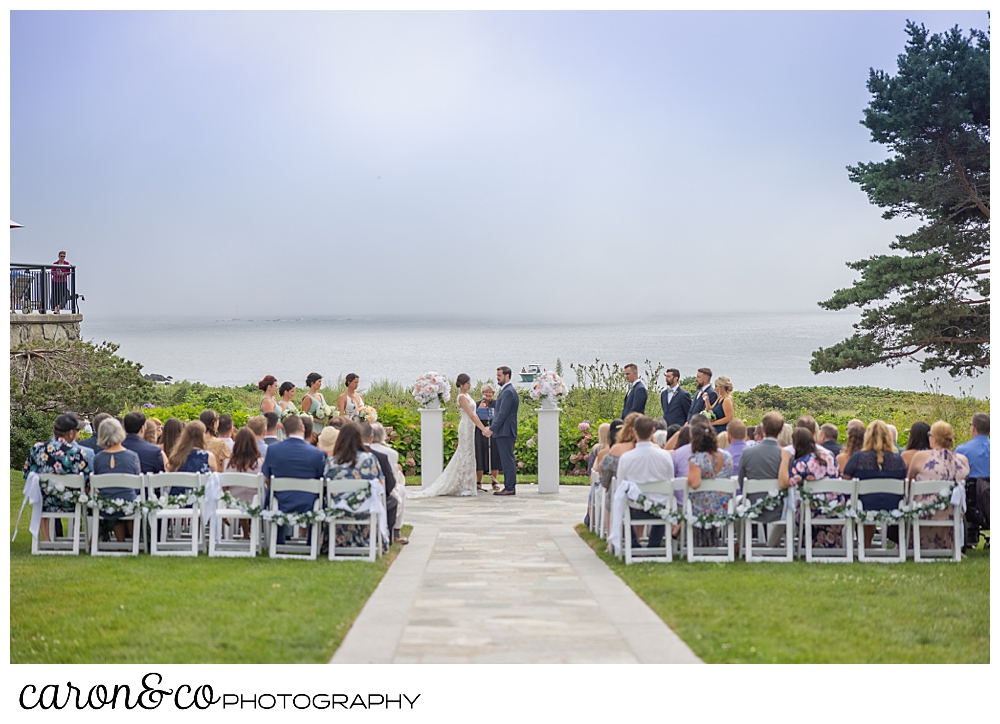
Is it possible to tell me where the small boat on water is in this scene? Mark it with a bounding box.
[518,364,543,383]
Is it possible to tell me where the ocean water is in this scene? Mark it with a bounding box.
[80,313,989,398]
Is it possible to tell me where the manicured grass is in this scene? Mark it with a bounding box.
[405,474,588,486]
[9,471,410,663]
[576,524,989,663]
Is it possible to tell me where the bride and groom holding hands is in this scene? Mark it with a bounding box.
[409,366,520,499]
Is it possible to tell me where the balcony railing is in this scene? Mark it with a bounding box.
[10,263,80,315]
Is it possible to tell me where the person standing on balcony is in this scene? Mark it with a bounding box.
[50,251,71,313]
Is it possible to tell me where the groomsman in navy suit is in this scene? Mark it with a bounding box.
[660,368,692,428]
[492,366,520,496]
[687,367,718,421]
[621,363,648,419]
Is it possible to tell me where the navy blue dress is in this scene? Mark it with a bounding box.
[93,449,140,521]
[711,398,728,435]
[171,449,211,495]
[843,450,907,511]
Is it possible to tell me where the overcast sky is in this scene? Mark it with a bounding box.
[9,10,989,321]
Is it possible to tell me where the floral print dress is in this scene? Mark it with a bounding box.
[23,437,91,511]
[689,450,733,546]
[323,450,382,548]
[787,451,843,549]
[912,449,970,550]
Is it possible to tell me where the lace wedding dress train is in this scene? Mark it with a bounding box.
[408,393,478,498]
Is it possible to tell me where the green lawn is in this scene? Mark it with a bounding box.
[9,471,409,663]
[576,525,989,663]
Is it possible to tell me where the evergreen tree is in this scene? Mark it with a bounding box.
[812,21,989,378]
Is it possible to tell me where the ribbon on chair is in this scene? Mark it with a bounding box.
[609,479,672,556]
[782,485,799,522]
[13,472,43,542]
[327,479,389,543]
[202,472,223,543]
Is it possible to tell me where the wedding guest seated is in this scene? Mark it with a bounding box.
[261,413,326,545]
[617,415,675,549]
[166,420,219,493]
[595,416,636,536]
[121,411,167,474]
[842,420,908,549]
[369,423,405,536]
[317,427,339,455]
[302,416,317,445]
[835,424,865,472]
[587,423,611,476]
[651,418,668,432]
[847,418,865,432]
[363,422,405,544]
[780,428,843,549]
[887,424,901,453]
[93,418,141,542]
[717,431,730,449]
[78,412,112,455]
[777,423,794,448]
[200,409,231,470]
[666,424,682,440]
[23,412,91,541]
[725,419,749,471]
[738,411,785,543]
[820,423,842,457]
[323,422,382,549]
[745,425,757,444]
[796,415,837,474]
[328,416,348,430]
[143,418,162,444]
[217,414,236,451]
[263,412,281,446]
[223,427,264,540]
[687,423,734,546]
[245,415,269,456]
[160,418,185,457]
[956,413,989,538]
[901,421,931,467]
[907,420,970,551]
[652,429,669,449]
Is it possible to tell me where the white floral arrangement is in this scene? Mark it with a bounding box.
[359,405,378,423]
[412,372,452,406]
[279,406,299,421]
[529,370,568,402]
[314,404,335,420]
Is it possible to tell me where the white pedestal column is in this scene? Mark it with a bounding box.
[536,407,561,494]
[419,407,444,489]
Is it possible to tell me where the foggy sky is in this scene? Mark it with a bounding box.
[10,10,990,321]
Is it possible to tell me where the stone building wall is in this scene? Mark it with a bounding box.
[9,314,83,347]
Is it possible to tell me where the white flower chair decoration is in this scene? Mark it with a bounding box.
[856,477,908,563]
[741,478,794,563]
[326,479,382,562]
[209,472,264,558]
[148,472,203,557]
[89,473,146,556]
[909,479,964,562]
[31,473,89,555]
[622,479,674,564]
[267,477,323,560]
[685,476,738,563]
[801,478,856,563]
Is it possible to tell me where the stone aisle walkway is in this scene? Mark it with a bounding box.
[332,485,701,664]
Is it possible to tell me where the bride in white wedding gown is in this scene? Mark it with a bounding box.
[408,374,492,499]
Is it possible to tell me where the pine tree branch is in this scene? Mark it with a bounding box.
[942,137,991,219]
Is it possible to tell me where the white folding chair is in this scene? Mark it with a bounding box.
[608,476,619,549]
[742,478,794,562]
[672,477,687,559]
[801,478,856,563]
[856,477,907,563]
[909,479,963,562]
[89,473,145,556]
[148,472,203,557]
[32,473,88,555]
[327,479,380,562]
[623,480,673,564]
[268,477,323,560]
[685,477,738,562]
[209,472,263,558]
[588,469,601,534]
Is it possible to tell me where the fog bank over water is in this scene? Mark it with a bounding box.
[81,313,989,398]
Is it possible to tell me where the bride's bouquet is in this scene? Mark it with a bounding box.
[359,405,378,423]
[529,370,568,403]
[413,372,452,407]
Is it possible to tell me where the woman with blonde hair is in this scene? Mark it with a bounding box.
[587,422,612,474]
[595,413,640,536]
[906,421,970,551]
[842,420,908,548]
[705,375,735,434]
[167,420,219,476]
[776,422,794,448]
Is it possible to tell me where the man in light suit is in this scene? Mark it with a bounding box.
[621,363,648,419]
[687,367,718,421]
[492,366,520,496]
[261,414,326,544]
[660,368,692,428]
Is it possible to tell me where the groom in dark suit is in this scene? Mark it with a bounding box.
[621,363,648,419]
[492,366,520,496]
[660,368,692,427]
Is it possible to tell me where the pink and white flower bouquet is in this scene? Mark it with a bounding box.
[412,372,452,407]
[529,370,568,402]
